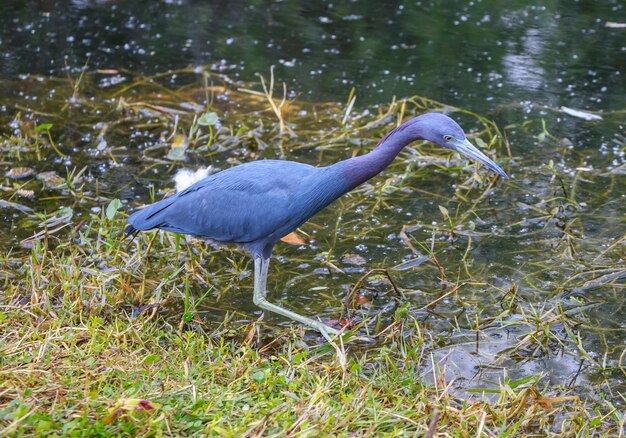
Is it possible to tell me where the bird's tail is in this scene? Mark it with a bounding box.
[124,194,178,241]
[123,224,140,241]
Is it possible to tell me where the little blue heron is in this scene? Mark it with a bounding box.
[126,113,508,340]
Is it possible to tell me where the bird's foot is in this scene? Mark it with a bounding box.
[314,322,347,369]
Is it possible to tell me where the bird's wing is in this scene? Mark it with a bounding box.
[127,160,317,243]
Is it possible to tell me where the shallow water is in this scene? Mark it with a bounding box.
[1,0,624,406]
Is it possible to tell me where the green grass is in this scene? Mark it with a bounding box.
[0,307,616,436]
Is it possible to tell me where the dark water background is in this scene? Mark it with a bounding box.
[1,0,625,405]
[2,0,625,112]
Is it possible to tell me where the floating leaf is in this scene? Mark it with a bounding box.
[326,317,354,330]
[197,112,219,126]
[6,167,35,179]
[37,171,65,188]
[354,293,371,307]
[280,231,307,246]
[342,253,366,266]
[366,274,387,286]
[96,135,108,151]
[35,123,53,132]
[38,207,73,228]
[165,133,189,161]
[394,303,410,320]
[106,199,122,220]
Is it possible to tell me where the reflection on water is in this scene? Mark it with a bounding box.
[503,28,546,89]
[1,0,624,112]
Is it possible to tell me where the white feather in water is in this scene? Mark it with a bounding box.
[174,167,215,192]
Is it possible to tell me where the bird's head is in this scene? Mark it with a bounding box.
[410,113,509,178]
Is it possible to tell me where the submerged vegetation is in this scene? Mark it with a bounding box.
[0,67,624,436]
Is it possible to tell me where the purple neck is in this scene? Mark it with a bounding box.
[339,121,418,189]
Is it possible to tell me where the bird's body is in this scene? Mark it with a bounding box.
[127,159,352,257]
[126,113,508,339]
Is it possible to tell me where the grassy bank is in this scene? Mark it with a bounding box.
[0,235,619,436]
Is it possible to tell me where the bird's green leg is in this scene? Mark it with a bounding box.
[253,257,339,341]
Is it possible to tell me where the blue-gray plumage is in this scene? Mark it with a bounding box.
[126,113,508,340]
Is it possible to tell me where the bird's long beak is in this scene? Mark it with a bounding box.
[452,138,509,178]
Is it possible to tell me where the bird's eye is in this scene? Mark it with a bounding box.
[443,135,453,142]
